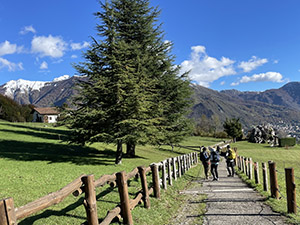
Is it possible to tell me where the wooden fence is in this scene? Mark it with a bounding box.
[0,152,199,225]
[236,154,298,214]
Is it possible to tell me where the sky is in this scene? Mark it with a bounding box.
[1,0,300,92]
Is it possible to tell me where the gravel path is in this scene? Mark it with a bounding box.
[168,160,290,225]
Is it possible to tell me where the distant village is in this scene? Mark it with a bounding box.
[270,120,300,140]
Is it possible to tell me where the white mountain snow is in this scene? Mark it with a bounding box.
[3,75,70,98]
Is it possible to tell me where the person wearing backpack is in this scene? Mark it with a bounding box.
[225,145,236,177]
[209,147,220,181]
[200,147,210,179]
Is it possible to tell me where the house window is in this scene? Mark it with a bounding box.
[49,117,52,121]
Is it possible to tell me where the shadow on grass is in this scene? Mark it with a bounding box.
[156,146,184,155]
[1,122,70,137]
[0,140,116,165]
[18,197,86,225]
[0,129,68,141]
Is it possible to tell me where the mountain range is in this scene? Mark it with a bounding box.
[1,75,300,129]
[0,75,83,107]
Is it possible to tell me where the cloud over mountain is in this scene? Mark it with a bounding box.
[180,45,236,87]
[31,35,67,58]
[238,56,268,72]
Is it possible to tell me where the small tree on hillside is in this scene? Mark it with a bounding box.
[223,118,243,142]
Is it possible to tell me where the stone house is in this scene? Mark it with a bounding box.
[32,107,60,123]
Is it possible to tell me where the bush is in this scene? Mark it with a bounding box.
[214,131,228,138]
[279,137,296,147]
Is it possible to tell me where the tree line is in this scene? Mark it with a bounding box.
[0,94,33,122]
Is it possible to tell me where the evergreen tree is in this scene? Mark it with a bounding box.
[223,118,243,142]
[64,0,192,164]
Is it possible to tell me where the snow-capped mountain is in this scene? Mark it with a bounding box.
[0,75,83,107]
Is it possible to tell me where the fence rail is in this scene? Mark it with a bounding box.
[236,153,298,215]
[0,151,199,225]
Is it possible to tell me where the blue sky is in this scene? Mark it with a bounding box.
[1,0,300,91]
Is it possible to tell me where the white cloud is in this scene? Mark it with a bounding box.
[20,25,36,35]
[180,45,236,87]
[40,61,48,69]
[220,81,225,85]
[231,72,284,86]
[0,41,23,56]
[238,56,268,72]
[31,35,67,58]
[71,41,89,50]
[71,54,78,59]
[230,82,239,86]
[273,59,279,64]
[0,57,23,71]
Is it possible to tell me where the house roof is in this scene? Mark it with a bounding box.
[34,107,60,115]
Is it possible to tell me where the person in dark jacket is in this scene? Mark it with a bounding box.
[200,147,210,179]
[210,147,220,181]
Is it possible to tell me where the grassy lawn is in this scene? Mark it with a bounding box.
[0,121,220,224]
[230,141,300,224]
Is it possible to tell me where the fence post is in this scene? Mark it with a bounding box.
[116,171,133,225]
[285,168,297,214]
[172,158,177,180]
[0,198,17,225]
[239,156,243,171]
[167,158,173,186]
[82,175,98,225]
[242,156,245,173]
[177,156,182,178]
[269,162,279,199]
[262,162,268,192]
[187,154,189,170]
[248,158,253,180]
[138,166,150,209]
[245,158,248,176]
[162,160,167,190]
[254,162,260,184]
[151,163,160,199]
[192,153,194,165]
[184,155,187,172]
[181,156,185,174]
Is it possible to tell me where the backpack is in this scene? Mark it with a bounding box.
[211,151,220,162]
[200,151,209,161]
[227,149,236,160]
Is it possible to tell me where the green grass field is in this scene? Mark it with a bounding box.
[0,121,222,224]
[231,141,300,224]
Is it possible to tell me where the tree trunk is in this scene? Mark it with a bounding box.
[126,142,136,157]
[115,141,123,164]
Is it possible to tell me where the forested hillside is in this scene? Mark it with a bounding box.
[0,94,33,122]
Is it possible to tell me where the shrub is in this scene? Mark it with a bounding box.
[279,137,296,147]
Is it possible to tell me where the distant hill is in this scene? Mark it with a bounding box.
[191,82,300,129]
[1,76,300,128]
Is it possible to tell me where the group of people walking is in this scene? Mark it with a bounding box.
[199,145,236,181]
